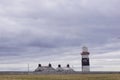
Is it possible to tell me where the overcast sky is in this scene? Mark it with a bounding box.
[0,0,120,71]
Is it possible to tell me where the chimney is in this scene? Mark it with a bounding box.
[67,64,70,68]
[58,64,61,68]
[48,63,52,67]
[38,64,41,67]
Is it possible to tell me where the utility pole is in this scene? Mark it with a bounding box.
[28,64,29,74]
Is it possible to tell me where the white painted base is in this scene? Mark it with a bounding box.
[82,66,90,72]
[82,55,89,58]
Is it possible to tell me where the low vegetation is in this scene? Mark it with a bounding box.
[0,74,120,80]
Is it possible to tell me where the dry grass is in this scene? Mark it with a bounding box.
[0,74,120,80]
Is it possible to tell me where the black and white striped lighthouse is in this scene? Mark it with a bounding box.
[81,46,90,72]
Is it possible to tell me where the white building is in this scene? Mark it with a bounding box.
[35,64,56,72]
[35,64,74,72]
[56,64,74,72]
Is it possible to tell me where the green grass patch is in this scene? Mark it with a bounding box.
[0,74,119,80]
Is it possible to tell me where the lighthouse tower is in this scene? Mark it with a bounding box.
[81,46,90,72]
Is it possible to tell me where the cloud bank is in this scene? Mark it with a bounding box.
[0,0,120,71]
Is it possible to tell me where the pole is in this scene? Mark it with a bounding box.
[28,64,29,74]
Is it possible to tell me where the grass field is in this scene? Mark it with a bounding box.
[0,74,120,80]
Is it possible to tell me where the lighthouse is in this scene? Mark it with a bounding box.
[81,46,90,72]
